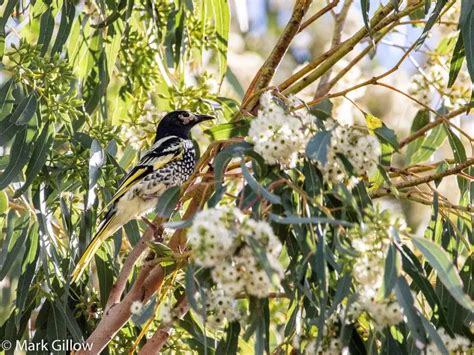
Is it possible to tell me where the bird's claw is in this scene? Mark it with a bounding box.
[141,217,163,241]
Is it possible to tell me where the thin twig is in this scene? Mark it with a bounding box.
[370,158,474,198]
[298,0,340,33]
[241,0,312,113]
[315,0,353,98]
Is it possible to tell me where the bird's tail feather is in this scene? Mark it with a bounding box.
[71,213,120,282]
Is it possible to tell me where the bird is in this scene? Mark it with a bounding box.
[71,110,214,282]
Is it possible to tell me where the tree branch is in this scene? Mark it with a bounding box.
[139,296,189,354]
[241,0,312,113]
[105,220,164,310]
[370,158,474,198]
[298,0,339,33]
[315,0,353,98]
[78,261,166,354]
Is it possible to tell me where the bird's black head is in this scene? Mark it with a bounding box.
[154,110,214,142]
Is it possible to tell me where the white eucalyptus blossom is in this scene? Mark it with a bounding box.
[409,60,471,111]
[130,301,143,315]
[425,328,472,354]
[315,125,381,184]
[248,92,314,168]
[188,207,283,298]
[347,209,405,328]
[202,288,239,329]
[187,207,244,267]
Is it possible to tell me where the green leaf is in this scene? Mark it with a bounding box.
[14,123,54,197]
[213,142,252,198]
[460,2,474,84]
[185,264,201,314]
[394,276,428,346]
[204,120,249,140]
[444,126,467,164]
[38,7,55,56]
[360,0,370,34]
[156,186,181,218]
[55,303,84,342]
[419,315,449,355]
[405,110,430,164]
[47,304,67,355]
[51,1,76,55]
[374,125,399,152]
[247,236,279,282]
[0,128,31,190]
[400,245,450,328]
[0,0,16,59]
[269,213,353,227]
[207,0,230,79]
[305,130,332,165]
[384,244,400,297]
[95,246,114,307]
[444,126,467,191]
[11,94,37,125]
[409,124,447,165]
[240,160,281,205]
[416,0,448,47]
[448,33,466,88]
[0,79,14,119]
[302,161,321,197]
[360,0,371,34]
[0,190,7,214]
[104,23,123,79]
[413,237,474,311]
[216,322,240,355]
[0,221,28,281]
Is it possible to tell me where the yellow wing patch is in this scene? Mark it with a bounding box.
[99,150,183,216]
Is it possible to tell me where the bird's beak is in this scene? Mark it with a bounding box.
[195,114,215,123]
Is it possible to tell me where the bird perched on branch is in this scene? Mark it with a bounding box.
[71,110,214,282]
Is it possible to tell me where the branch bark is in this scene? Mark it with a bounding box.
[139,296,189,354]
[240,0,312,113]
[370,158,474,198]
[77,261,166,354]
[314,0,353,98]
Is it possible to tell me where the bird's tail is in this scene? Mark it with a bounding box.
[71,212,120,283]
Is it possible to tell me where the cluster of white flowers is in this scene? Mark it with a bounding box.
[409,59,471,111]
[158,302,173,324]
[425,328,471,354]
[187,207,283,299]
[314,125,381,184]
[347,210,404,328]
[122,100,163,150]
[305,339,341,355]
[201,288,239,328]
[248,92,314,168]
[130,300,143,315]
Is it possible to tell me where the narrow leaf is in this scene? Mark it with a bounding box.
[413,237,474,311]
[15,123,54,197]
[305,130,332,165]
[156,186,181,218]
[448,33,466,88]
[0,128,31,190]
[240,160,281,205]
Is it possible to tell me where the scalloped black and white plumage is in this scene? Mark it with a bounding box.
[72,110,213,282]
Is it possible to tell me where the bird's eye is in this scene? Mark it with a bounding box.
[182,112,190,118]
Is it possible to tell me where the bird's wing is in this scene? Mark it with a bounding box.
[72,137,186,282]
[99,136,185,215]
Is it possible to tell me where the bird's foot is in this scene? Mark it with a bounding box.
[141,217,163,241]
[141,193,158,201]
